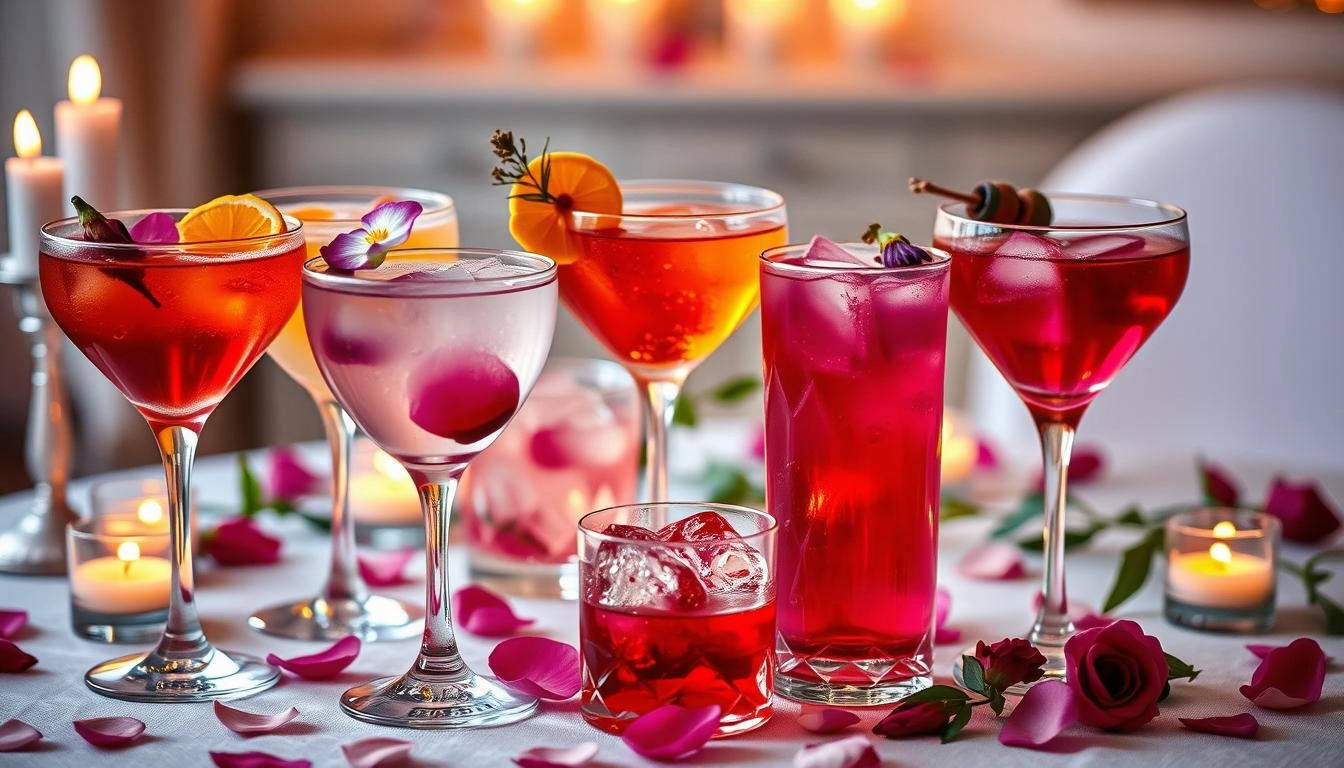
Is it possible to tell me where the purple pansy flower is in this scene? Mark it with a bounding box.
[319,200,423,270]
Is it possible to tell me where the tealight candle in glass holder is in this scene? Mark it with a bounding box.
[1165,508,1278,633]
[68,494,174,643]
[350,439,424,549]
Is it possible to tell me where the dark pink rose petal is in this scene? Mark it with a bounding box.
[211,751,312,768]
[129,211,180,244]
[958,541,1026,580]
[1240,637,1326,710]
[1264,477,1342,544]
[266,446,322,501]
[266,635,361,680]
[1179,713,1259,739]
[976,439,999,469]
[1034,446,1104,489]
[934,587,961,644]
[794,734,881,768]
[799,708,862,734]
[1247,644,1277,660]
[488,636,580,700]
[0,719,41,751]
[0,609,26,639]
[1073,612,1116,631]
[453,584,535,637]
[0,638,37,672]
[319,324,387,366]
[341,737,414,768]
[358,548,416,587]
[748,424,766,462]
[73,716,146,748]
[408,351,519,444]
[621,704,721,761]
[1000,680,1078,748]
[513,742,599,767]
[213,701,301,735]
[204,518,282,566]
[1199,459,1241,507]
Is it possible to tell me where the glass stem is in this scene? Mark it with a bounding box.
[639,376,685,504]
[413,473,466,678]
[317,399,366,605]
[1031,420,1076,674]
[153,425,209,660]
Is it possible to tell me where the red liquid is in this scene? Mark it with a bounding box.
[941,234,1189,425]
[761,254,948,691]
[40,245,305,429]
[580,599,774,735]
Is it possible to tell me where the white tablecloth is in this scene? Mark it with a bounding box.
[1,450,1342,767]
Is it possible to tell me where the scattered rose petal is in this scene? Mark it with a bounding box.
[408,351,519,444]
[748,424,766,462]
[129,211,180,244]
[1240,637,1326,710]
[204,518,282,566]
[267,446,323,501]
[799,708,861,734]
[73,716,146,748]
[1179,713,1260,739]
[1073,612,1116,631]
[935,587,961,644]
[1199,459,1241,507]
[513,742,599,767]
[1032,592,1098,624]
[0,719,41,751]
[358,548,416,587]
[0,639,37,672]
[488,636,580,700]
[1247,644,1277,660]
[453,584,535,636]
[1035,446,1104,489]
[958,541,1026,580]
[267,635,361,680]
[213,701,301,735]
[0,609,26,639]
[793,734,881,768]
[1000,680,1078,748]
[621,704,721,761]
[1264,478,1342,543]
[341,737,414,768]
[211,751,312,768]
[976,440,999,469]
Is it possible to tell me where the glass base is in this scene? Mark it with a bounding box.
[774,639,933,706]
[340,669,538,729]
[72,606,167,645]
[248,594,424,642]
[467,549,579,600]
[1165,597,1274,633]
[85,647,279,702]
[951,638,1067,694]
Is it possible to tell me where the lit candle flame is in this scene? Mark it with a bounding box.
[373,449,410,482]
[137,499,165,526]
[830,0,907,25]
[117,540,141,576]
[68,54,102,105]
[12,110,40,158]
[1213,520,1237,538]
[1209,541,1232,566]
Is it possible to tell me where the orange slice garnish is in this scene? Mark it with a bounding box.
[507,151,621,264]
[178,193,286,243]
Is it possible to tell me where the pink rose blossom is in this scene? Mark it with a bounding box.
[1063,619,1168,731]
[1263,478,1341,543]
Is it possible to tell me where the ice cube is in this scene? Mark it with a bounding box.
[978,233,1064,305]
[655,511,738,542]
[1062,234,1145,259]
[590,536,708,611]
[654,512,770,594]
[386,263,478,282]
[801,235,872,268]
[994,231,1065,260]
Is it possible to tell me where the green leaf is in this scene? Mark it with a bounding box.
[1115,506,1146,527]
[1016,522,1106,553]
[1102,527,1163,613]
[941,701,974,743]
[988,688,1006,717]
[940,496,981,521]
[1165,652,1201,682]
[991,494,1044,539]
[708,376,762,403]
[700,462,763,506]
[894,684,971,707]
[960,655,987,696]
[237,454,263,518]
[672,394,698,427]
[297,512,333,533]
[1312,593,1344,635]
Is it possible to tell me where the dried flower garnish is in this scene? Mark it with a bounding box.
[319,200,423,271]
[71,195,161,308]
[860,223,934,267]
[491,130,558,206]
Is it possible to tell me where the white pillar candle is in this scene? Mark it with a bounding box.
[3,110,64,278]
[724,0,803,69]
[350,447,423,526]
[70,541,172,614]
[54,55,122,215]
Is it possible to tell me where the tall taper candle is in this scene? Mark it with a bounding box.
[4,111,64,278]
[55,55,121,215]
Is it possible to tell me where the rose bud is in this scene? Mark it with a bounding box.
[975,637,1047,691]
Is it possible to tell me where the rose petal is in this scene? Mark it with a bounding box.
[976,440,999,469]
[958,541,1026,580]
[1264,478,1342,544]
[1199,459,1241,507]
[793,734,881,768]
[1000,679,1078,748]
[1034,446,1104,489]
[1179,713,1260,739]
[319,323,387,366]
[872,700,952,738]
[358,548,416,587]
[320,229,381,270]
[0,638,37,672]
[1247,644,1277,660]
[1073,612,1116,631]
[1240,637,1326,710]
[513,742,599,768]
[129,211,180,244]
[204,518,282,566]
[266,446,322,501]
[266,635,361,680]
[1032,592,1097,623]
[408,351,520,445]
[799,708,862,734]
[934,587,961,644]
[488,636,580,700]
[0,609,26,639]
[213,701,301,735]
[211,751,312,768]
[360,201,423,251]
[341,737,414,768]
[0,719,41,752]
[621,704,721,761]
[73,716,146,748]
[453,584,535,637]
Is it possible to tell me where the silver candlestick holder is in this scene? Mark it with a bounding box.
[0,259,78,575]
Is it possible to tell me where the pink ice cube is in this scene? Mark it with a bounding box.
[1063,234,1145,259]
[801,235,873,268]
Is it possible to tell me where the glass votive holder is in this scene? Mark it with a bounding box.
[350,438,424,549]
[459,357,640,599]
[1165,508,1279,633]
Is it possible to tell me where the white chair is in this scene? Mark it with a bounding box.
[967,83,1344,475]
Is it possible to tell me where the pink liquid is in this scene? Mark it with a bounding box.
[761,250,948,690]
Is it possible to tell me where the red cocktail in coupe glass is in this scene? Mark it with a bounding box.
[39,208,305,701]
[935,195,1189,681]
[760,239,950,706]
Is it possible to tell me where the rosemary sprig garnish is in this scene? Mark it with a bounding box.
[490,130,556,205]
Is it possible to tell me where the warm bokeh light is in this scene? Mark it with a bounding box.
[726,0,804,26]
[1317,0,1344,14]
[1209,541,1233,565]
[373,449,411,482]
[12,110,40,158]
[116,540,141,563]
[484,0,559,20]
[137,499,165,525]
[1213,520,1237,538]
[830,0,908,26]
[68,54,102,105]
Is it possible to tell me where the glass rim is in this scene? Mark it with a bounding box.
[254,185,457,223]
[578,502,777,545]
[935,193,1188,234]
[761,241,951,277]
[1166,507,1280,539]
[568,179,786,221]
[40,209,304,253]
[68,519,172,543]
[301,247,557,294]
